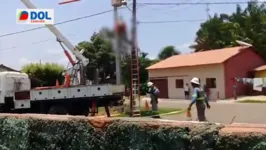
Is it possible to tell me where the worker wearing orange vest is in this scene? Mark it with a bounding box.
[64,74,71,87]
[187,77,211,121]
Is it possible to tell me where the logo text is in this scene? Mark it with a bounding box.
[16,9,54,25]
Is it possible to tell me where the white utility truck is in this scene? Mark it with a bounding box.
[0,71,124,116]
[2,0,125,116]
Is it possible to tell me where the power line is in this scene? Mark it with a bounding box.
[0,7,128,38]
[0,39,52,52]
[0,3,147,52]
[0,20,205,51]
[0,33,78,52]
[138,19,205,24]
[162,0,205,16]
[137,1,266,6]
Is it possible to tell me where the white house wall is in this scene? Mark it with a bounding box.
[149,64,225,100]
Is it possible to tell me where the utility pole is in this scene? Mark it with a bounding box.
[112,0,126,84]
[112,0,126,85]
[114,7,121,85]
[206,4,210,19]
[132,0,137,44]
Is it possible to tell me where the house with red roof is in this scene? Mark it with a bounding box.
[146,46,265,100]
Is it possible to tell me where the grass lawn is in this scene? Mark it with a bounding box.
[116,107,184,117]
[95,101,184,117]
[95,107,119,116]
[238,100,266,103]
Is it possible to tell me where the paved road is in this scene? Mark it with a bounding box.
[139,99,266,124]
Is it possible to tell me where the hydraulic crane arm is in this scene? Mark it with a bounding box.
[20,0,89,67]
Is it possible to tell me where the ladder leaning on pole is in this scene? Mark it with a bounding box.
[130,46,141,117]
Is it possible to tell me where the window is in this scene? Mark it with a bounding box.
[206,78,216,88]
[175,79,184,88]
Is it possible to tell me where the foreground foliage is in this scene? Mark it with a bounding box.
[0,115,266,150]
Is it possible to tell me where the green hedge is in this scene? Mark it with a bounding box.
[0,115,265,150]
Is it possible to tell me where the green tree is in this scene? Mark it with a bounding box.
[78,28,157,87]
[77,28,158,92]
[190,1,266,59]
[121,52,157,88]
[77,30,115,82]
[158,46,180,60]
[21,63,65,86]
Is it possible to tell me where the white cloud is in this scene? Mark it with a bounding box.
[46,49,62,54]
[176,42,192,49]
[147,55,156,60]
[19,57,32,67]
[176,42,194,54]
[57,57,71,67]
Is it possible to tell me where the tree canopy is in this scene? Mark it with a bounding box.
[190,1,266,59]
[21,63,65,86]
[121,52,157,87]
[77,30,116,82]
[158,45,180,60]
[76,28,158,87]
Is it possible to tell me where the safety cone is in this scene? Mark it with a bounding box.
[55,79,59,87]
[186,109,192,121]
[145,100,150,111]
[91,101,97,116]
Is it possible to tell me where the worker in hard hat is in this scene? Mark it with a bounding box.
[187,77,211,121]
[147,82,160,111]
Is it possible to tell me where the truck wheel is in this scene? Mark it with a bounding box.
[48,105,68,115]
[82,109,89,117]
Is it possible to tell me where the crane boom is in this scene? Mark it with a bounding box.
[20,0,89,67]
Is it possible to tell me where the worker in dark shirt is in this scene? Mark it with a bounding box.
[147,82,160,111]
[187,77,211,121]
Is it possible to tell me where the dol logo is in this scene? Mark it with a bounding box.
[16,9,54,25]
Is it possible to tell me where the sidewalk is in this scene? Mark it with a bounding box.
[141,95,266,104]
[141,97,236,104]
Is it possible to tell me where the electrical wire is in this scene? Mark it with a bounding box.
[137,1,266,6]
[0,3,147,52]
[137,0,204,22]
[0,33,78,52]
[0,7,129,38]
[138,19,205,24]
[0,18,205,51]
[0,3,206,52]
[162,0,205,16]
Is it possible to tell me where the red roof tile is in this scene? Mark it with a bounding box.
[254,65,266,71]
[147,46,250,70]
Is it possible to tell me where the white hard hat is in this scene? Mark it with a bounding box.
[147,82,153,87]
[190,77,200,85]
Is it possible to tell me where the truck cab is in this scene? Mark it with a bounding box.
[0,71,30,103]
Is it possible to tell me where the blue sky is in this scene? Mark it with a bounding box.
[0,0,248,70]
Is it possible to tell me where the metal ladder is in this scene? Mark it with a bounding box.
[130,48,141,117]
